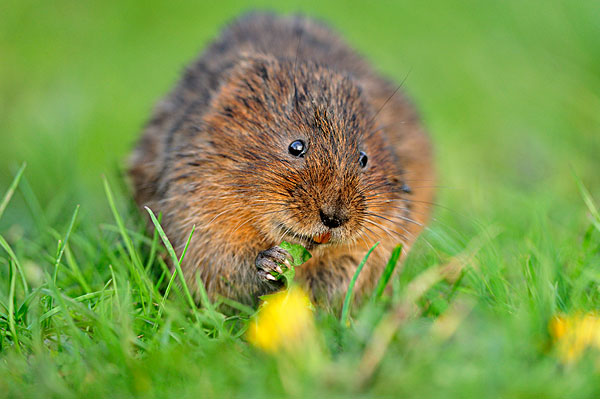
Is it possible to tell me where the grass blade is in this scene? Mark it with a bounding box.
[217,296,255,316]
[341,242,380,326]
[52,205,80,283]
[372,244,403,302]
[39,289,115,323]
[0,162,26,222]
[145,206,197,314]
[195,272,225,333]
[18,174,48,233]
[0,235,28,292]
[8,261,21,353]
[64,246,92,292]
[44,271,86,346]
[103,177,151,311]
[573,171,600,231]
[16,286,42,320]
[145,212,162,271]
[155,225,196,329]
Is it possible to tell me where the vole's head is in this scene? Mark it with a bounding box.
[204,56,412,249]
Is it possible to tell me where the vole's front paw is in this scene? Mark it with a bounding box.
[255,246,293,282]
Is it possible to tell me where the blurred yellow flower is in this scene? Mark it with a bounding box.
[247,286,315,353]
[549,313,600,363]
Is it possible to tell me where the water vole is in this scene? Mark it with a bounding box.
[129,12,434,306]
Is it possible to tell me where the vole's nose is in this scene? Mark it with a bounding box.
[320,209,347,229]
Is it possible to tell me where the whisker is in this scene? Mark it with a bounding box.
[364,211,423,228]
[361,224,385,243]
[368,67,412,126]
[361,218,408,244]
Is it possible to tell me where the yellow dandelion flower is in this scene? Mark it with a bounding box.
[247,286,315,353]
[549,313,600,363]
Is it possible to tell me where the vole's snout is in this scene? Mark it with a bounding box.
[319,208,348,229]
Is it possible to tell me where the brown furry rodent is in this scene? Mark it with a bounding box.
[129,12,434,306]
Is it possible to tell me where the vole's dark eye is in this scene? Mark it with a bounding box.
[288,140,306,157]
[359,151,368,168]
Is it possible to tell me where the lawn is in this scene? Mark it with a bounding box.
[1,0,600,397]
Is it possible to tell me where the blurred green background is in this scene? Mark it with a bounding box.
[1,0,599,236]
[2,1,600,396]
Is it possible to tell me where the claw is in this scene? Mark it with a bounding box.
[255,246,293,283]
[258,269,279,283]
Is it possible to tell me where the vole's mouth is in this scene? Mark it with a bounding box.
[275,224,334,248]
[313,231,331,244]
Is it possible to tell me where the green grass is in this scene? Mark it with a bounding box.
[2,0,600,397]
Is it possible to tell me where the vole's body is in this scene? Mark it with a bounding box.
[130,13,434,306]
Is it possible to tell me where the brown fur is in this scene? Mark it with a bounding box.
[129,12,435,306]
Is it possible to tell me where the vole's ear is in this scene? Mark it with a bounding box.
[237,52,277,67]
[207,53,282,132]
[233,53,278,82]
[213,53,279,104]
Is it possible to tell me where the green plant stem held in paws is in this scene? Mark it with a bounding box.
[270,241,312,287]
